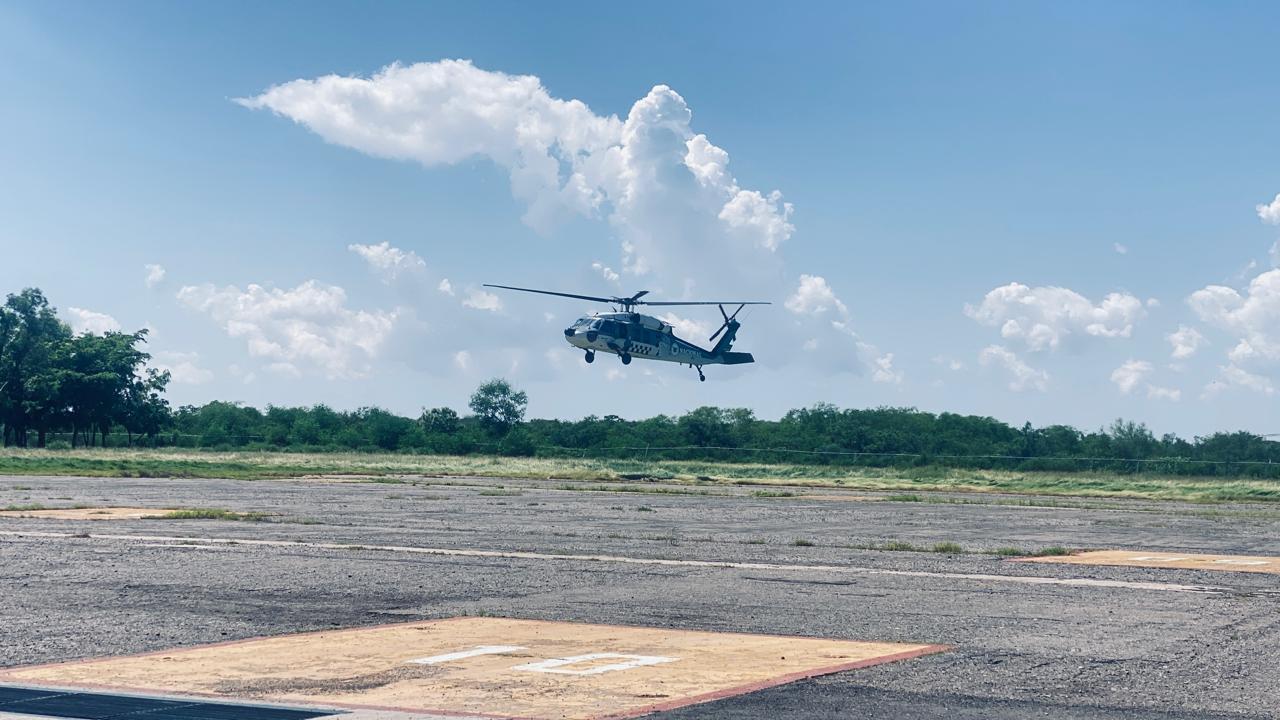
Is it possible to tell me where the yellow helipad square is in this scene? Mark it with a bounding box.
[1019,550,1280,574]
[0,617,948,719]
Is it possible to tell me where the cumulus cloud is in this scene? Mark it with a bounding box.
[1207,364,1276,397]
[176,280,396,379]
[658,312,713,340]
[1258,193,1280,225]
[437,278,455,296]
[151,351,214,385]
[1113,243,1128,255]
[66,307,121,335]
[1188,269,1280,366]
[348,241,426,281]
[1166,325,1206,359]
[461,289,502,312]
[871,353,903,384]
[979,345,1048,391]
[965,283,1145,351]
[238,60,793,288]
[1110,359,1152,395]
[144,264,166,289]
[785,275,848,316]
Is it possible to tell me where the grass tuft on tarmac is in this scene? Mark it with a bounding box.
[156,508,270,521]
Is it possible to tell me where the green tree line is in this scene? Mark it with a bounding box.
[0,289,169,447]
[2,287,1278,477]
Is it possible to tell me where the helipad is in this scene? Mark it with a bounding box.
[0,617,948,719]
[1019,550,1280,574]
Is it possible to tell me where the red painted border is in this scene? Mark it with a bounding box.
[0,617,951,720]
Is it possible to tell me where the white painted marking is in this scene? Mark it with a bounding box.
[1128,556,1191,562]
[0,530,1229,595]
[512,653,677,676]
[408,645,526,665]
[1210,559,1270,566]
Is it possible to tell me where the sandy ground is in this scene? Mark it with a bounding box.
[2,474,1278,719]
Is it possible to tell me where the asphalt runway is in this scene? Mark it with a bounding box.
[2,474,1279,719]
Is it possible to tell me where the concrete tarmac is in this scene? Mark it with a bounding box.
[2,475,1278,719]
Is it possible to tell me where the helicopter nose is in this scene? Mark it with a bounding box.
[564,327,575,338]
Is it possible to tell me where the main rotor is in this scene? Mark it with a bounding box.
[483,284,770,314]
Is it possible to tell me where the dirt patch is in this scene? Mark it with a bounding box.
[0,507,175,521]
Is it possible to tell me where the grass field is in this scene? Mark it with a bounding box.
[2,447,1279,504]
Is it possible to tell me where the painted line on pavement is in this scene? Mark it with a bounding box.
[0,530,1229,595]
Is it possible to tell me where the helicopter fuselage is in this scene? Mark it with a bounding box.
[563,312,752,368]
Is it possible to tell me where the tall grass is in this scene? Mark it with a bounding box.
[2,447,1279,504]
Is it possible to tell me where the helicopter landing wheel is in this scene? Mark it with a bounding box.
[584,350,595,363]
[697,367,705,382]
[620,352,632,365]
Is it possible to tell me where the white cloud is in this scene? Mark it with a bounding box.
[437,278,455,296]
[658,312,713,340]
[1113,243,1128,255]
[348,241,426,282]
[453,350,471,372]
[66,307,121,335]
[1257,193,1280,225]
[238,60,793,288]
[605,368,627,381]
[785,274,848,316]
[591,261,620,283]
[965,283,1145,351]
[1209,364,1276,397]
[144,264,166,289]
[152,351,213,385]
[1145,297,1160,308]
[979,345,1048,391]
[176,280,396,379]
[1110,359,1152,395]
[1188,269,1280,365]
[461,289,502,312]
[871,353,903,384]
[1146,385,1181,401]
[1166,325,1207,359]
[267,362,301,378]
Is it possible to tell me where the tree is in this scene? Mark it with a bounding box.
[0,289,72,447]
[468,378,527,435]
[420,407,460,434]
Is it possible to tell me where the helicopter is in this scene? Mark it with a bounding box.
[483,284,769,381]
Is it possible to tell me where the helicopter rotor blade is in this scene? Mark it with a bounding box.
[640,300,770,307]
[482,284,617,304]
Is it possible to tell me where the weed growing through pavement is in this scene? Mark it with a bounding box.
[157,508,270,521]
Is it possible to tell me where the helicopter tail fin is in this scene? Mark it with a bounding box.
[719,351,754,365]
[711,319,740,356]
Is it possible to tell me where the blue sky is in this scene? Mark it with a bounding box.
[2,1,1279,437]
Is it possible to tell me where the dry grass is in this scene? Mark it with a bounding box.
[1,447,1278,504]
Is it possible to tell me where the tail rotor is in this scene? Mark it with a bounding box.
[709,304,746,342]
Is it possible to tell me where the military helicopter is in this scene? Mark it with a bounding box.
[484,284,769,381]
